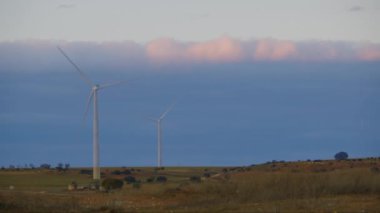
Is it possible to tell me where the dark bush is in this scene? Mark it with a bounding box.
[101,178,123,190]
[190,176,201,183]
[371,167,380,173]
[122,169,131,175]
[124,175,136,184]
[79,169,92,175]
[132,182,141,189]
[56,163,63,171]
[335,152,349,160]
[203,173,211,178]
[64,163,70,170]
[146,177,154,183]
[111,170,121,175]
[155,176,167,183]
[40,164,51,169]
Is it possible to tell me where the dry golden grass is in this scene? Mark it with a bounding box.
[0,158,379,212]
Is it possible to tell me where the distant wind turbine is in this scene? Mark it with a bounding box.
[148,102,175,167]
[57,46,126,180]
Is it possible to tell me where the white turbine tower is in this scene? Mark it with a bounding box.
[149,103,175,168]
[57,46,125,180]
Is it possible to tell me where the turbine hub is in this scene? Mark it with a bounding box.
[93,84,100,90]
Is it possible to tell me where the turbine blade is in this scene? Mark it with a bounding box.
[57,46,93,86]
[99,76,143,90]
[159,101,176,120]
[146,117,157,122]
[83,90,94,123]
[98,80,128,90]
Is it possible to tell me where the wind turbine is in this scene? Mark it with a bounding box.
[57,46,125,180]
[148,103,175,168]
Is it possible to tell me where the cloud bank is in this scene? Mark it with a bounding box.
[1,37,380,72]
[146,37,380,63]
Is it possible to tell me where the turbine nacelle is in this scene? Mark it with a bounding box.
[92,84,100,90]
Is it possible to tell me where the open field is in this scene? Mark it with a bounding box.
[1,158,380,212]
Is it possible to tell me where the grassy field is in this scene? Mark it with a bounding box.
[0,158,379,212]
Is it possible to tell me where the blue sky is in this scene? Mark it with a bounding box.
[0,1,379,167]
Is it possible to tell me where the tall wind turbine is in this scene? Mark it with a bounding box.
[57,46,125,180]
[149,103,175,167]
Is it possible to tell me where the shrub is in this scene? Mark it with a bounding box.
[155,176,167,183]
[124,176,136,184]
[203,173,211,178]
[146,177,154,183]
[111,170,121,175]
[40,164,51,169]
[101,178,123,190]
[132,182,141,189]
[122,169,131,175]
[371,167,380,173]
[79,169,92,175]
[190,176,201,183]
[335,152,349,160]
[56,163,63,171]
[64,163,70,170]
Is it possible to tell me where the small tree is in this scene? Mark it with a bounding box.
[111,170,121,175]
[64,163,70,171]
[155,176,167,183]
[146,177,154,183]
[122,169,131,175]
[40,164,51,169]
[124,176,136,184]
[56,163,64,171]
[189,176,201,183]
[101,178,124,191]
[203,173,211,178]
[334,152,348,160]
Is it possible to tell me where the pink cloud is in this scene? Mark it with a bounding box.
[254,39,297,61]
[146,36,243,63]
[146,38,185,62]
[145,38,380,63]
[187,36,243,62]
[357,45,380,61]
[1,38,380,73]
